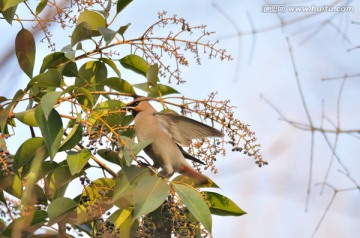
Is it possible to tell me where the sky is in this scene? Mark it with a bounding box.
[1,0,360,237]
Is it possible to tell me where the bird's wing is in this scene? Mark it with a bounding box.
[177,144,206,165]
[154,112,224,147]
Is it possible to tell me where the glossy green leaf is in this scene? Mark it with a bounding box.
[204,192,246,216]
[66,149,91,175]
[118,23,131,36]
[112,166,150,204]
[14,108,38,127]
[13,137,48,170]
[48,197,77,222]
[133,174,169,220]
[0,90,24,132]
[116,0,133,14]
[15,28,36,78]
[119,54,150,76]
[172,174,219,188]
[58,61,78,77]
[112,173,134,204]
[21,160,58,182]
[1,210,48,237]
[41,91,62,120]
[108,208,132,228]
[88,99,126,129]
[0,174,22,198]
[108,208,135,237]
[146,63,159,87]
[37,69,62,88]
[59,121,83,151]
[121,136,151,166]
[71,22,92,46]
[76,178,115,224]
[97,149,120,165]
[102,77,135,95]
[36,0,48,15]
[40,52,70,73]
[2,0,25,11]
[35,107,63,159]
[98,27,116,45]
[74,87,94,108]
[77,10,106,31]
[100,58,121,77]
[46,165,72,199]
[132,82,149,92]
[23,184,47,205]
[173,183,212,233]
[148,84,179,97]
[2,4,17,24]
[75,61,107,107]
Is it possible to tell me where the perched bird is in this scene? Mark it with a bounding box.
[124,98,224,184]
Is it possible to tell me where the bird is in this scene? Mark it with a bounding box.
[124,97,224,184]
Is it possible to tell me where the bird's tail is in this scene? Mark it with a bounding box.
[180,165,209,185]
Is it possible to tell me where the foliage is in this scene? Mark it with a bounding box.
[0,1,262,237]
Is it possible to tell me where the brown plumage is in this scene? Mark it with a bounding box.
[125,99,224,184]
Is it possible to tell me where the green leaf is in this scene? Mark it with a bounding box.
[58,61,78,77]
[36,0,48,15]
[121,136,151,166]
[132,82,149,92]
[116,0,133,14]
[98,27,117,45]
[41,91,62,120]
[66,149,91,175]
[88,99,126,130]
[15,28,36,78]
[112,166,150,204]
[2,4,17,24]
[59,121,83,151]
[118,23,131,36]
[173,183,212,233]
[119,54,150,76]
[146,63,159,87]
[48,197,77,223]
[0,90,24,132]
[37,69,62,88]
[35,107,63,159]
[0,174,22,198]
[108,208,132,228]
[71,22,92,47]
[133,174,169,219]
[46,165,72,197]
[2,0,25,11]
[97,149,120,165]
[172,174,219,188]
[40,52,70,73]
[20,141,48,206]
[75,61,107,107]
[21,160,58,182]
[1,210,48,237]
[23,184,47,205]
[13,137,48,170]
[14,108,38,127]
[148,84,179,97]
[74,87,94,108]
[102,77,135,95]
[100,58,121,77]
[204,192,246,216]
[77,10,106,31]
